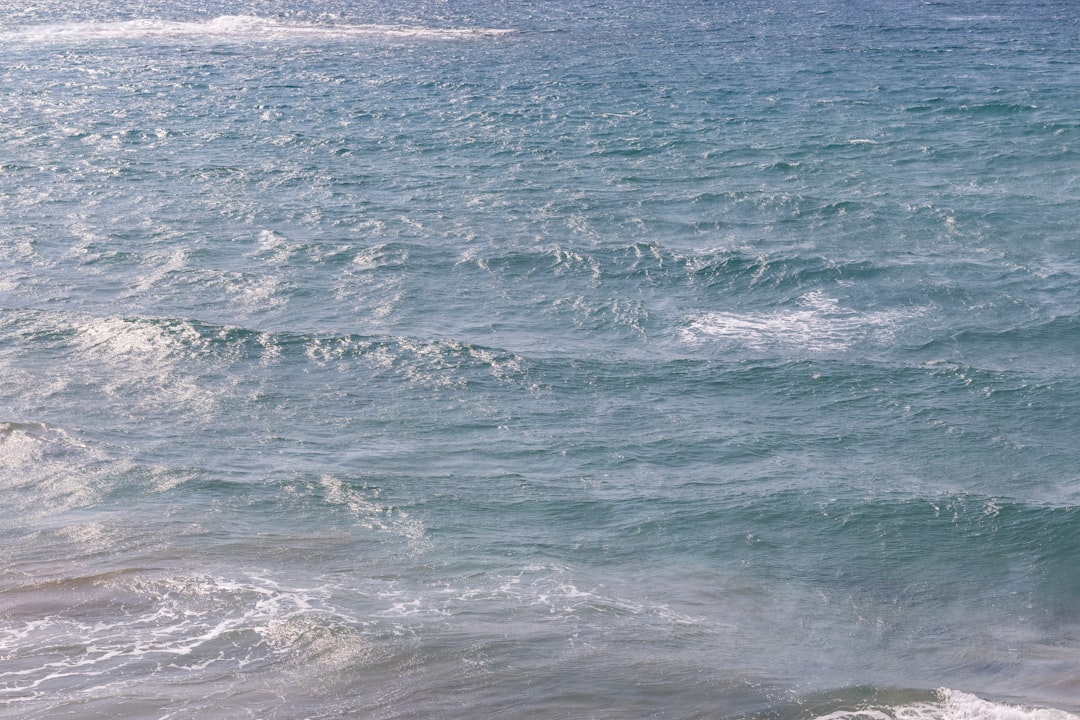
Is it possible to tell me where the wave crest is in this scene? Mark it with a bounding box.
[1,16,515,44]
[680,291,923,353]
[815,688,1079,720]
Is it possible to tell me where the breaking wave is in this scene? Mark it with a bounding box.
[0,15,515,45]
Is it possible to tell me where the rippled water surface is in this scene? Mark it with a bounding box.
[2,0,1080,718]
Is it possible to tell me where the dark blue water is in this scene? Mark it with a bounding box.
[2,1,1079,717]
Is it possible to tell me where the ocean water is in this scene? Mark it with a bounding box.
[2,0,1080,717]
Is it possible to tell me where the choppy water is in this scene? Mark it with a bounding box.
[2,1,1080,718]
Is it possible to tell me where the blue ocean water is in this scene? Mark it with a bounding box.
[2,0,1080,717]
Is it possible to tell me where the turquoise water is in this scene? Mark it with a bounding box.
[2,1,1080,717]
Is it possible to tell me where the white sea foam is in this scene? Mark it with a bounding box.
[72,316,229,419]
[0,572,369,704]
[680,292,921,353]
[0,422,118,522]
[254,229,302,267]
[332,244,408,321]
[76,316,208,364]
[316,474,427,548]
[947,15,1007,23]
[224,270,289,315]
[306,334,526,392]
[816,688,1079,720]
[423,564,713,630]
[1,16,515,44]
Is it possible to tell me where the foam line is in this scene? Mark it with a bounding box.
[816,688,1079,720]
[1,16,515,43]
